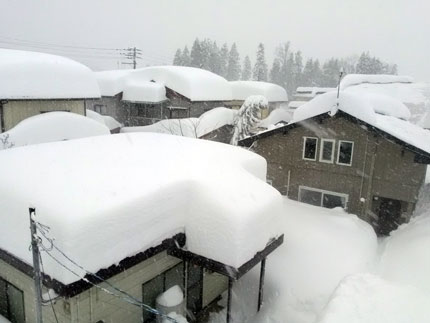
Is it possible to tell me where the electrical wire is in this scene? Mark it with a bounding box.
[35,223,178,323]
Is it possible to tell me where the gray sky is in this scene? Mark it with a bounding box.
[1,0,429,81]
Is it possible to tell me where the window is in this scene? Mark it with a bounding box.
[337,141,354,166]
[93,104,107,115]
[302,137,318,161]
[0,278,25,323]
[299,186,348,209]
[142,262,184,323]
[319,139,335,163]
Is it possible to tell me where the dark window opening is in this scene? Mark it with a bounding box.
[0,278,25,323]
[299,187,347,209]
[320,139,334,162]
[93,104,107,115]
[303,137,317,160]
[338,141,353,165]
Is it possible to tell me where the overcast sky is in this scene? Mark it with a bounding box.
[0,0,429,81]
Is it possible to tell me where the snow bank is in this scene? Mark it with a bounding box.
[0,112,110,149]
[379,211,430,292]
[86,109,122,131]
[230,81,288,102]
[0,48,100,99]
[0,133,282,285]
[157,285,183,307]
[288,101,307,109]
[317,274,430,323]
[121,107,236,138]
[340,74,413,90]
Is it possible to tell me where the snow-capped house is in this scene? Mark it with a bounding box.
[293,87,335,102]
[341,74,430,126]
[91,66,232,126]
[0,133,283,323]
[240,91,430,235]
[229,81,288,115]
[0,49,100,132]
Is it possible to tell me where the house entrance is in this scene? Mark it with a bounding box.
[376,197,402,235]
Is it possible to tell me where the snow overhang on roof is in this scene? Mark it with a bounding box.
[0,133,283,286]
[230,81,288,102]
[0,49,100,100]
[340,74,414,91]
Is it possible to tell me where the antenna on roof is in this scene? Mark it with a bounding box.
[336,67,345,107]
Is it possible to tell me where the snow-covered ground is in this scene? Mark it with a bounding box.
[209,197,430,323]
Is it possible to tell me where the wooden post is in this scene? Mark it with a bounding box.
[258,258,266,312]
[226,277,233,323]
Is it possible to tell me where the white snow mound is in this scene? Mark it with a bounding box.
[157,285,184,307]
[230,81,288,102]
[340,74,413,90]
[0,48,100,99]
[0,112,110,149]
[86,109,122,131]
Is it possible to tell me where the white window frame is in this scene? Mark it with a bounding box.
[298,185,349,209]
[336,140,354,166]
[302,137,318,161]
[319,139,335,163]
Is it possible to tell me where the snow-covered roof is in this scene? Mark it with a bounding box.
[0,133,282,285]
[96,66,232,102]
[340,74,414,90]
[288,101,307,109]
[121,107,237,138]
[291,91,430,155]
[86,109,122,131]
[0,49,100,100]
[259,107,292,128]
[230,81,288,102]
[0,112,110,149]
[295,87,335,96]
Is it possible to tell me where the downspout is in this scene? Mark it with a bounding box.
[364,137,378,222]
[359,135,369,214]
[0,100,6,133]
[286,170,291,198]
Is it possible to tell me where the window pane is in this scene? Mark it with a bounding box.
[339,142,353,164]
[0,279,7,318]
[187,264,202,288]
[165,263,184,290]
[304,138,317,159]
[142,275,164,322]
[187,283,202,314]
[321,141,333,161]
[323,194,345,208]
[146,106,161,119]
[7,284,25,323]
[300,189,322,206]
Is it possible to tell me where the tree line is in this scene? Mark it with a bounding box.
[172,38,398,96]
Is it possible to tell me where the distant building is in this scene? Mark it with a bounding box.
[90,66,232,126]
[240,91,430,235]
[293,87,335,102]
[0,49,100,132]
[229,81,288,117]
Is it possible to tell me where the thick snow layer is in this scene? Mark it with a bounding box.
[98,66,232,101]
[0,133,282,285]
[291,91,430,154]
[0,112,110,149]
[230,81,288,102]
[317,274,430,323]
[157,285,184,307]
[0,49,100,99]
[288,101,307,109]
[86,109,122,130]
[121,107,236,138]
[162,312,188,323]
[259,107,292,127]
[340,74,413,90]
[96,69,167,103]
[296,87,335,95]
[0,315,11,323]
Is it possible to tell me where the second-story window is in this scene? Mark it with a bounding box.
[303,137,318,161]
[319,139,335,163]
[337,141,354,166]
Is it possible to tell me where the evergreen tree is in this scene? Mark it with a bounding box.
[173,49,183,66]
[208,41,221,74]
[227,43,241,81]
[356,52,374,74]
[181,46,191,66]
[285,53,295,96]
[277,42,290,90]
[199,38,212,70]
[269,58,282,86]
[219,43,229,78]
[241,56,252,81]
[190,38,203,68]
[322,58,341,87]
[252,43,268,81]
[293,51,304,88]
[312,59,323,86]
[301,58,315,86]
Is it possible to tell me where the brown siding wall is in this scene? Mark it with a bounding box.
[251,115,426,224]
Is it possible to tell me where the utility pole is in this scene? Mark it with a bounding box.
[121,47,142,69]
[29,207,43,323]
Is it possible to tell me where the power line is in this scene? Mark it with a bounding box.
[38,253,59,323]
[35,222,178,323]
